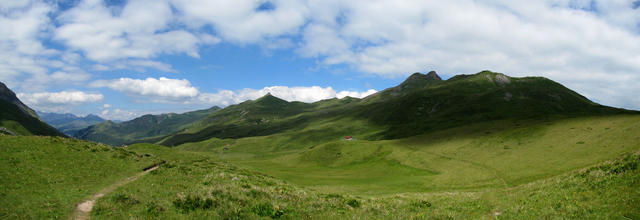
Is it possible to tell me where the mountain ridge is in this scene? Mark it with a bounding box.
[156,70,635,147]
[75,106,221,145]
[0,82,64,136]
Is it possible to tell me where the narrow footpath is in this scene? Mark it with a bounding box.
[70,165,160,220]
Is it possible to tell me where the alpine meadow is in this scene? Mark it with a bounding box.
[2,1,640,219]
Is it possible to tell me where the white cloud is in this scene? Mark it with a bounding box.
[294,0,640,109]
[91,77,376,106]
[195,86,376,107]
[54,0,219,62]
[18,91,103,104]
[0,1,53,88]
[17,90,103,112]
[3,0,640,111]
[91,77,199,99]
[171,0,309,43]
[0,1,94,92]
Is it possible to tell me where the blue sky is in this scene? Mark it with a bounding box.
[2,0,640,120]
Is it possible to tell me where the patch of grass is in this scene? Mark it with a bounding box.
[90,143,640,219]
[173,195,214,212]
[0,136,156,219]
[177,115,640,195]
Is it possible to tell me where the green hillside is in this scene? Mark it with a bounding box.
[4,71,638,219]
[0,135,157,219]
[88,139,639,219]
[177,114,640,194]
[0,82,64,136]
[159,71,630,147]
[159,93,317,146]
[75,106,221,146]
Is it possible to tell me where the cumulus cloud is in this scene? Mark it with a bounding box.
[171,0,309,43]
[195,86,376,106]
[18,91,103,104]
[4,0,640,110]
[92,75,376,106]
[91,77,199,99]
[0,1,95,91]
[54,0,219,62]
[0,1,53,87]
[17,91,103,112]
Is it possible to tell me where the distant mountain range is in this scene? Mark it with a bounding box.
[0,82,64,136]
[157,70,632,146]
[74,106,221,146]
[3,70,635,144]
[37,112,106,136]
[72,70,635,146]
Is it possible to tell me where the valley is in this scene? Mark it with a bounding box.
[1,71,639,219]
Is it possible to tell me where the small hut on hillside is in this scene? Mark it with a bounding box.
[345,136,353,141]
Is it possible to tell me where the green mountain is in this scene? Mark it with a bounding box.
[3,71,639,219]
[158,93,316,146]
[38,112,105,136]
[74,106,221,146]
[0,82,64,136]
[159,70,631,146]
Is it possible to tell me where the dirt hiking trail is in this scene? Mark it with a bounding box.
[70,165,160,220]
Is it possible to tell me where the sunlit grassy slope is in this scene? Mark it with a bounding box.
[177,114,640,195]
[92,142,640,219]
[0,135,157,219]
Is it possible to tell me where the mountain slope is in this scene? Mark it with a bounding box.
[358,70,628,139]
[0,82,64,136]
[159,70,633,146]
[75,106,221,145]
[158,93,319,146]
[38,112,105,136]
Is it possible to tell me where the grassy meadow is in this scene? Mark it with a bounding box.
[177,114,640,195]
[91,138,640,219]
[1,114,638,219]
[0,135,158,219]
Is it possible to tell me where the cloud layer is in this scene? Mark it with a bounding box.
[91,77,199,98]
[92,76,377,106]
[2,0,640,113]
[17,91,103,112]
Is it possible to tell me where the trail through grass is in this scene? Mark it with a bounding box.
[72,165,160,220]
[91,143,640,219]
[0,135,157,219]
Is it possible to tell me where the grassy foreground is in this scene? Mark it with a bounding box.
[0,135,157,219]
[92,143,639,219]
